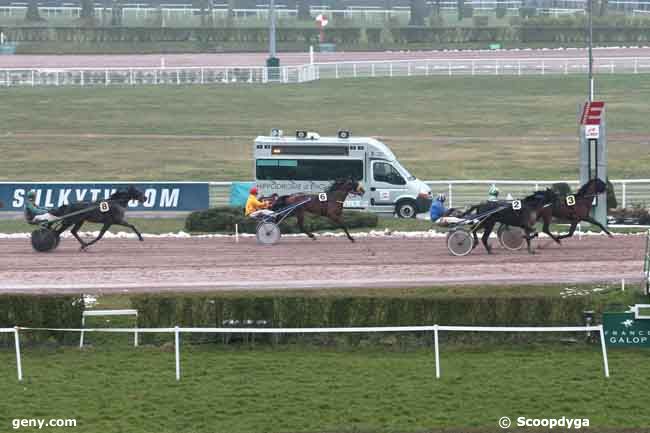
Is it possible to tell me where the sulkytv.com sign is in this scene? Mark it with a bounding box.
[0,182,209,212]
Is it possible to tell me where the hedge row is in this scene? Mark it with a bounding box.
[0,296,83,347]
[2,24,650,44]
[185,206,378,234]
[131,295,596,346]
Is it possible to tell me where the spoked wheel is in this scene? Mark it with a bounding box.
[31,228,60,252]
[256,222,281,245]
[497,224,526,251]
[446,229,474,256]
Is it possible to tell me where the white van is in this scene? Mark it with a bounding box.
[253,130,432,218]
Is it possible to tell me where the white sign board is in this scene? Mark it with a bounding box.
[585,125,600,139]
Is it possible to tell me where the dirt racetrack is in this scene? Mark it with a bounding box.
[0,233,643,294]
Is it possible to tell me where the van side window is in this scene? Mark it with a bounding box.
[373,162,405,185]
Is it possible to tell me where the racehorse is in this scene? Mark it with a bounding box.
[51,186,146,250]
[273,178,365,242]
[462,189,556,254]
[538,178,613,243]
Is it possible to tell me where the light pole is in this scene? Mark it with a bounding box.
[266,0,280,79]
[269,0,276,59]
[587,0,594,102]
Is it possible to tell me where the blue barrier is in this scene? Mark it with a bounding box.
[0,182,209,212]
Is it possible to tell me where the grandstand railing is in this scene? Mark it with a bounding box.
[2,324,610,381]
[2,58,649,87]
[208,179,650,209]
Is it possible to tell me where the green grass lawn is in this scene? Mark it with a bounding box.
[1,75,649,181]
[0,345,647,433]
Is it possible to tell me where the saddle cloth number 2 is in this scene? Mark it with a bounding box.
[512,200,522,210]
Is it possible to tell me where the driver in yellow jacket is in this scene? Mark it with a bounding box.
[245,186,274,218]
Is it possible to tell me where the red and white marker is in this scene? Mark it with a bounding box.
[316,14,328,43]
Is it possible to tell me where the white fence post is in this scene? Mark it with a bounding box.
[448,183,453,208]
[518,60,521,76]
[622,182,627,208]
[599,325,610,378]
[14,327,23,381]
[353,63,357,78]
[134,312,139,347]
[335,63,339,79]
[79,315,85,348]
[433,324,440,379]
[635,58,638,74]
[175,326,181,381]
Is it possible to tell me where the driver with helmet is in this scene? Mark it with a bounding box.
[245,186,274,219]
[24,190,58,223]
[430,193,464,226]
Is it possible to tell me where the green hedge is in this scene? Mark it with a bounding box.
[185,206,378,234]
[0,295,83,346]
[2,21,650,47]
[131,295,598,347]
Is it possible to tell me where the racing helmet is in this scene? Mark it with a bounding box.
[488,184,499,199]
[250,186,258,195]
[26,190,37,201]
[436,193,446,202]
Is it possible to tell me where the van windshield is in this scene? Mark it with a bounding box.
[394,161,416,181]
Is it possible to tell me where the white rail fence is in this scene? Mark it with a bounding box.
[208,179,650,209]
[0,64,317,86]
[2,57,650,87]
[1,324,609,381]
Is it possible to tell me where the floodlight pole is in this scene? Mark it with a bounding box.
[587,0,594,102]
[269,0,277,58]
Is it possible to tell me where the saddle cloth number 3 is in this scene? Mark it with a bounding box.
[566,195,576,206]
[99,201,110,213]
[318,193,328,202]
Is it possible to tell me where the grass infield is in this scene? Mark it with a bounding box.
[0,345,649,433]
[1,75,649,181]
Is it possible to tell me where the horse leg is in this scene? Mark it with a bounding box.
[69,221,88,248]
[81,223,111,250]
[332,216,354,243]
[481,221,495,254]
[524,227,536,254]
[115,221,144,241]
[542,217,561,244]
[584,216,614,238]
[556,222,578,241]
[296,210,315,240]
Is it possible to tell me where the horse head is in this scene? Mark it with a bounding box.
[328,178,365,196]
[577,178,607,197]
[110,186,146,205]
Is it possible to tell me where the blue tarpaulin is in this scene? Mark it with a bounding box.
[229,182,255,207]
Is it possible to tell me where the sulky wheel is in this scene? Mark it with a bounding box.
[498,224,526,251]
[446,229,473,256]
[256,222,281,245]
[31,228,60,252]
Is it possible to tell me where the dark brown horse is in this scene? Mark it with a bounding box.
[461,189,556,254]
[275,178,365,242]
[538,178,613,243]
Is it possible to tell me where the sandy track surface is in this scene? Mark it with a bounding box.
[1,47,649,68]
[0,234,642,294]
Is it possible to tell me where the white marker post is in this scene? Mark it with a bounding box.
[433,325,440,379]
[14,327,23,381]
[309,45,314,65]
[174,326,181,381]
[235,223,239,243]
[598,325,610,378]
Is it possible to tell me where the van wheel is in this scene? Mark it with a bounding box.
[396,200,417,218]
